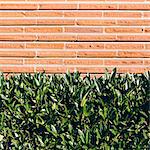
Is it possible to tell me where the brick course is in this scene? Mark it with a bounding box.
[0,0,149,74]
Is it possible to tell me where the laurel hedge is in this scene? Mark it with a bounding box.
[0,69,149,149]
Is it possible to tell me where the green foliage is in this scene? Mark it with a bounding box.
[0,70,149,149]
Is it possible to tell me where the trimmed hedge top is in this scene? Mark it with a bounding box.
[0,69,149,149]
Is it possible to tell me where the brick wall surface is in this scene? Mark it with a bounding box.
[0,0,150,75]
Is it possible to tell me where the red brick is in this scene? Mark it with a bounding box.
[26,43,64,49]
[39,4,77,10]
[64,59,103,65]
[66,42,104,49]
[0,3,37,10]
[104,59,143,65]
[37,51,76,58]
[117,20,150,26]
[103,12,142,18]
[0,19,36,25]
[76,67,109,74]
[0,35,36,41]
[118,67,150,73]
[77,19,116,26]
[28,0,65,1]
[144,28,150,33]
[144,12,150,18]
[105,43,144,50]
[119,4,150,10]
[36,66,75,73]
[0,27,23,33]
[25,27,63,33]
[0,66,34,73]
[24,58,63,64]
[77,51,116,58]
[144,60,150,65]
[78,35,116,41]
[24,11,63,17]
[105,27,143,33]
[38,34,76,41]
[118,51,150,58]
[37,19,75,25]
[0,12,25,17]
[0,59,23,64]
[106,0,145,1]
[64,12,102,17]
[0,43,24,49]
[145,44,150,49]
[65,27,103,33]
[79,4,117,10]
[117,35,150,41]
[0,51,35,57]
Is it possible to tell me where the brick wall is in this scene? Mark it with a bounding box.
[0,0,150,75]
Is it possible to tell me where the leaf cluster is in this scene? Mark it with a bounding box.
[0,70,149,149]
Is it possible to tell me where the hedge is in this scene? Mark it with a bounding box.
[0,69,149,149]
